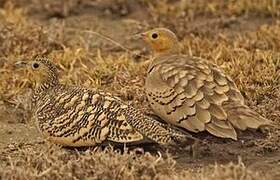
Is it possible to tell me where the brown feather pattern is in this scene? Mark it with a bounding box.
[20,58,190,147]
[146,54,272,140]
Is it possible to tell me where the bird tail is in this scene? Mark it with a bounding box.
[223,101,273,131]
[123,106,195,145]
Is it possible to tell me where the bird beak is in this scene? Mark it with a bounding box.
[139,32,147,39]
[14,61,28,68]
[132,32,147,40]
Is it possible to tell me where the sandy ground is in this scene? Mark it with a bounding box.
[0,1,279,179]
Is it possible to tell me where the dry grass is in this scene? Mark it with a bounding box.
[0,144,271,180]
[146,0,280,19]
[0,1,279,179]
[181,24,280,98]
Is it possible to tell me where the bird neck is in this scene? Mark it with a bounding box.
[35,78,59,92]
[153,39,181,56]
[32,74,59,105]
[154,48,180,58]
[149,50,181,71]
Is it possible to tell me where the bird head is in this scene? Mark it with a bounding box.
[139,28,181,56]
[15,57,59,86]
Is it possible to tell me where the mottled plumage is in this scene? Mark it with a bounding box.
[140,28,272,140]
[15,58,189,147]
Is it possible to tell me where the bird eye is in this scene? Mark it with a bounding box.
[151,33,158,39]
[32,63,40,69]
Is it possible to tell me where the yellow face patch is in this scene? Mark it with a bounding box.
[142,28,179,54]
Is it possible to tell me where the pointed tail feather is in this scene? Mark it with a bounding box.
[224,102,273,131]
[205,121,237,140]
[123,106,195,145]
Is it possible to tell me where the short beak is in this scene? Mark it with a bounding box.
[132,32,146,40]
[14,61,28,68]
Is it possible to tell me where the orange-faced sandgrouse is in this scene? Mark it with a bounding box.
[15,57,190,147]
[139,28,272,140]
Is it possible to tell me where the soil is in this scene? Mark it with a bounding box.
[0,0,279,179]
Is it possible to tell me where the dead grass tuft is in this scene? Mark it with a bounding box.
[0,144,271,180]
[0,1,279,179]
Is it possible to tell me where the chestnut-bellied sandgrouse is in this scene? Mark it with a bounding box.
[139,28,272,140]
[15,57,190,147]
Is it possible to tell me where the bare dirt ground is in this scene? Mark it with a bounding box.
[0,0,279,179]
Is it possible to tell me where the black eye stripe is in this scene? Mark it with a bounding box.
[152,33,158,39]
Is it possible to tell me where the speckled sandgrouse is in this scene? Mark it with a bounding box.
[15,57,190,147]
[139,28,272,140]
